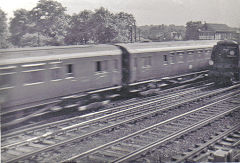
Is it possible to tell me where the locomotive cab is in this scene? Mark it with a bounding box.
[209,40,240,85]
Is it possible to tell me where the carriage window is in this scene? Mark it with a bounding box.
[188,51,194,62]
[66,64,74,77]
[51,68,62,80]
[163,55,167,62]
[198,49,203,57]
[96,61,101,72]
[23,70,44,84]
[169,53,175,64]
[177,52,184,63]
[0,66,16,88]
[96,60,108,72]
[0,73,14,88]
[67,64,73,73]
[0,66,17,74]
[142,56,151,67]
[205,49,211,59]
[22,63,45,85]
[49,62,62,80]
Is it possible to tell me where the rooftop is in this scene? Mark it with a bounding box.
[201,23,235,32]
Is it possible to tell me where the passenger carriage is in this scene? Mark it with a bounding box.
[118,41,216,84]
[0,40,217,109]
[0,45,122,108]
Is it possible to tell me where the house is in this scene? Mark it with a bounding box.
[171,31,183,40]
[198,23,236,40]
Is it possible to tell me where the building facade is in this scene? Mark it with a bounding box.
[198,23,235,40]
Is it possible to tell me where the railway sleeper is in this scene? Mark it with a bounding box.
[65,132,78,137]
[130,138,148,146]
[28,142,46,148]
[168,122,188,128]
[232,140,240,147]
[189,152,209,162]
[153,128,174,135]
[98,149,124,158]
[16,145,35,153]
[121,142,142,149]
[87,154,113,162]
[63,103,79,109]
[218,140,235,147]
[171,153,187,161]
[137,135,157,142]
[110,145,133,153]
[231,133,240,139]
[6,149,24,156]
[162,125,180,131]
[1,153,16,162]
[223,137,238,143]
[41,139,56,145]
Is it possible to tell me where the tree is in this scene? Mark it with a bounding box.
[29,0,69,46]
[114,12,136,42]
[65,8,137,44]
[9,9,31,47]
[90,7,118,43]
[65,10,93,45]
[0,9,9,48]
[185,21,202,40]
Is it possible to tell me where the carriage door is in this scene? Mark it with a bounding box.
[132,57,138,82]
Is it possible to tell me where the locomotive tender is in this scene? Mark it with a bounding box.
[0,41,217,109]
[209,40,240,85]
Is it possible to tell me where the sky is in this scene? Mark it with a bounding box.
[1,0,240,27]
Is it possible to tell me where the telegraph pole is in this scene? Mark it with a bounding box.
[130,26,133,43]
[138,28,141,41]
[134,21,137,42]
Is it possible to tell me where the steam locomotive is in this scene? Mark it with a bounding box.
[209,40,240,85]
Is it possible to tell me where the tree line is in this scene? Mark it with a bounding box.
[0,0,136,48]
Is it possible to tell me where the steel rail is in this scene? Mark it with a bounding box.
[113,107,240,163]
[2,84,201,138]
[1,87,203,151]
[62,93,240,162]
[1,86,203,143]
[175,124,240,163]
[3,87,240,163]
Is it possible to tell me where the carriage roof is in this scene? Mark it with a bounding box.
[0,40,217,65]
[0,44,121,65]
[117,40,217,54]
[216,40,238,46]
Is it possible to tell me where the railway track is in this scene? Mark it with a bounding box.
[2,81,209,136]
[1,72,209,125]
[1,84,208,147]
[63,93,240,163]
[173,125,240,162]
[1,83,239,162]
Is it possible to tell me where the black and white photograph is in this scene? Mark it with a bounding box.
[1,0,240,162]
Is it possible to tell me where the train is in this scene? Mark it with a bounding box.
[0,40,217,109]
[209,40,240,85]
